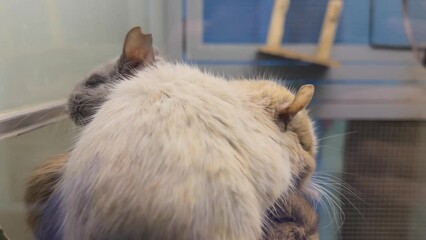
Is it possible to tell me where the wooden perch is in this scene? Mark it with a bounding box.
[259,0,343,68]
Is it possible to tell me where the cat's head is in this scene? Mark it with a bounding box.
[276,84,317,188]
[232,80,317,190]
[233,80,318,238]
[67,27,157,126]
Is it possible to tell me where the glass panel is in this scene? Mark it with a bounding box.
[0,119,75,240]
[0,0,165,112]
[314,120,426,240]
[341,121,426,240]
[1,0,426,239]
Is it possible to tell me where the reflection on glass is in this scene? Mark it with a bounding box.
[0,0,162,112]
[0,119,75,240]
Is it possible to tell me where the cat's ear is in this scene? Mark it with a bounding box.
[277,84,314,123]
[121,26,155,68]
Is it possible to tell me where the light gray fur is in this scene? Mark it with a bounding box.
[67,48,164,126]
[59,62,316,240]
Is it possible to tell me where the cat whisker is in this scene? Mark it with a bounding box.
[314,173,369,205]
[315,183,345,234]
[314,170,360,176]
[10,108,55,130]
[315,183,345,231]
[317,131,357,142]
[323,183,366,221]
[316,144,341,151]
[314,186,336,231]
[313,174,367,225]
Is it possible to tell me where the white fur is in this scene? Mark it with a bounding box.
[60,63,301,240]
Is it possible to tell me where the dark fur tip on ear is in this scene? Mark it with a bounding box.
[300,84,314,92]
[298,84,315,98]
[128,26,142,34]
[122,26,155,67]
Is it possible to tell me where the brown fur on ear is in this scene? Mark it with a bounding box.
[122,26,155,66]
[277,84,314,123]
[24,153,69,231]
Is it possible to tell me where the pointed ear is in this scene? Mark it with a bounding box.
[277,84,315,122]
[121,26,155,68]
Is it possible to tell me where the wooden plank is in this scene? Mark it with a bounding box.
[259,0,342,67]
[259,45,340,67]
[316,0,343,60]
[265,0,290,47]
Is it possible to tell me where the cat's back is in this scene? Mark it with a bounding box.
[61,63,292,240]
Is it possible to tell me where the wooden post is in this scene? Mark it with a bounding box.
[259,0,343,67]
[316,0,343,60]
[266,0,290,47]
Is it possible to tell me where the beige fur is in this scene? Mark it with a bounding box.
[59,62,317,240]
[232,80,319,240]
[25,26,318,240]
[24,153,68,231]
